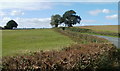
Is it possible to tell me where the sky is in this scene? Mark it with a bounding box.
[0,0,119,28]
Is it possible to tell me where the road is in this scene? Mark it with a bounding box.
[92,35,120,48]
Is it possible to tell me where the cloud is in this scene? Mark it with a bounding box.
[89,9,101,15]
[102,9,110,13]
[0,2,53,10]
[0,17,11,26]
[0,17,52,28]
[89,9,111,15]
[0,10,24,17]
[10,10,24,16]
[105,14,118,19]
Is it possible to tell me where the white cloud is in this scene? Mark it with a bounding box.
[10,10,24,16]
[89,9,101,15]
[0,17,11,26]
[102,9,110,13]
[105,14,118,19]
[0,17,52,28]
[89,9,111,15]
[0,2,53,10]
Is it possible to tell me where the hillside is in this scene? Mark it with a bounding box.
[79,25,119,33]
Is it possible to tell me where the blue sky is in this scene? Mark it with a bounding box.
[0,0,118,28]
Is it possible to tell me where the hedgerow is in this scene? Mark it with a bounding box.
[56,28,109,44]
[2,43,118,71]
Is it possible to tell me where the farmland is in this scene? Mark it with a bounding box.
[65,25,119,37]
[2,29,74,56]
[2,28,120,70]
[79,25,119,37]
[79,25,119,33]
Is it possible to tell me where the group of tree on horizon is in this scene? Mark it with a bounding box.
[1,10,81,30]
[50,10,82,28]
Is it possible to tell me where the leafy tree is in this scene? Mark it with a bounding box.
[0,26,3,29]
[62,10,81,27]
[4,20,18,29]
[50,14,61,27]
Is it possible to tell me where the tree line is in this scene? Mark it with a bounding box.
[50,10,82,28]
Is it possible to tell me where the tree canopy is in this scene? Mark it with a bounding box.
[4,20,18,29]
[62,10,81,27]
[50,10,81,28]
[50,14,61,27]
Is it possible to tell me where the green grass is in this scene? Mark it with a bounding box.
[2,29,74,56]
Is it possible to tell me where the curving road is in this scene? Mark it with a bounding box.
[92,35,120,48]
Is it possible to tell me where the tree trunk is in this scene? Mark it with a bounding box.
[55,24,58,27]
[68,24,73,27]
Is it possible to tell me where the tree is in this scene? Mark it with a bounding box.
[62,10,81,27]
[0,26,3,29]
[4,20,18,29]
[50,14,61,27]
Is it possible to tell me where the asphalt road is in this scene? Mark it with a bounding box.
[92,35,120,48]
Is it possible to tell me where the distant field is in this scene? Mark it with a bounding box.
[2,29,74,56]
[79,25,119,33]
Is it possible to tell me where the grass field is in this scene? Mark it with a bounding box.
[2,29,74,56]
[79,25,119,33]
[2,28,119,70]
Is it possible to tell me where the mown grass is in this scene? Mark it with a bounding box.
[2,29,74,56]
